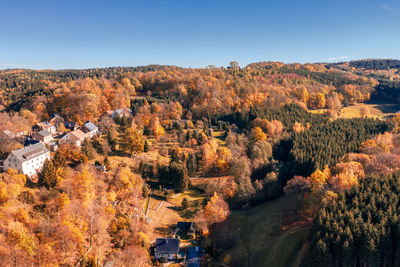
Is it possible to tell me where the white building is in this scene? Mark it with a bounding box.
[3,142,50,177]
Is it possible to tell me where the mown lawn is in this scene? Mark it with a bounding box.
[214,195,311,267]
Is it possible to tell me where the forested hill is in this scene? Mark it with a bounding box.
[326,59,400,103]
[328,59,400,71]
[1,59,400,116]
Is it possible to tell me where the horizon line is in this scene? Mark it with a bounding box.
[1,57,399,71]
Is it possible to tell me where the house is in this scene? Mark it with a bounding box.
[111,108,132,119]
[64,121,79,131]
[81,121,99,138]
[58,129,86,147]
[48,141,58,152]
[185,247,205,267]
[49,114,64,127]
[154,238,180,261]
[3,142,50,177]
[177,222,196,238]
[33,122,56,134]
[32,130,53,144]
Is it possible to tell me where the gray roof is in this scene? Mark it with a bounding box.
[155,238,180,254]
[186,247,205,267]
[64,121,77,128]
[11,142,49,161]
[112,108,132,117]
[83,121,98,132]
[38,130,52,137]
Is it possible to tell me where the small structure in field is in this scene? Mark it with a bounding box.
[111,108,132,119]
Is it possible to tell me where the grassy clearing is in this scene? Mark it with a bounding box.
[310,102,400,120]
[212,130,226,146]
[147,197,163,211]
[339,102,400,119]
[167,189,205,207]
[214,195,311,267]
[146,189,205,240]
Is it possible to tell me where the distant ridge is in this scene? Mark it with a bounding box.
[327,59,400,70]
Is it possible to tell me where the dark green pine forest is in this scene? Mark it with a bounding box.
[308,172,400,267]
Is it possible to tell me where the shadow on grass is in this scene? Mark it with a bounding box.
[167,206,183,212]
[155,225,174,236]
[179,208,199,219]
[186,189,204,198]
[366,100,400,114]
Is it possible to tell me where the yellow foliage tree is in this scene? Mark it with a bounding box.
[203,192,229,224]
[119,127,145,155]
[308,168,328,191]
[251,127,267,142]
[293,122,305,133]
[215,147,231,172]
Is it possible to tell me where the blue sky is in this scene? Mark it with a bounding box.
[0,0,399,69]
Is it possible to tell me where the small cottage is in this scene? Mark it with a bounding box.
[58,129,86,147]
[154,238,180,261]
[81,121,99,138]
[33,122,56,134]
[32,130,53,144]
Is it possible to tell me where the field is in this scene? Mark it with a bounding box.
[339,102,399,119]
[212,195,311,267]
[310,102,400,119]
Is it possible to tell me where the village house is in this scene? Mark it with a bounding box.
[33,122,56,134]
[185,246,205,267]
[64,121,79,131]
[3,142,50,177]
[32,130,53,144]
[58,129,86,147]
[48,141,58,152]
[154,238,180,261]
[81,121,99,138]
[111,108,132,119]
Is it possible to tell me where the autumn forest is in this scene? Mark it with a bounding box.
[2,59,400,266]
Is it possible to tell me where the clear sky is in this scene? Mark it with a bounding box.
[0,0,399,69]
